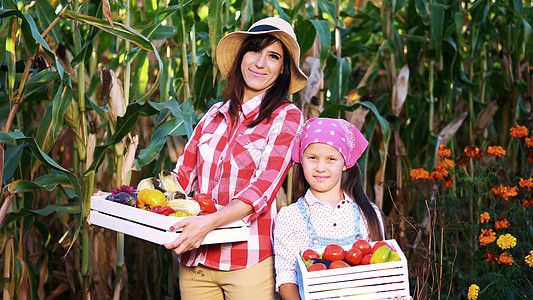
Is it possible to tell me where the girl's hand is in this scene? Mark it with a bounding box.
[163,214,215,255]
[389,296,412,300]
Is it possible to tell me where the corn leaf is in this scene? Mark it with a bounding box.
[62,10,162,102]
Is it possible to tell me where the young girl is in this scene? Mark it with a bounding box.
[274,117,385,299]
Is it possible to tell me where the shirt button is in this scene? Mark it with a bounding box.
[215,178,219,182]
[337,205,341,209]
[333,223,337,227]
[342,200,345,204]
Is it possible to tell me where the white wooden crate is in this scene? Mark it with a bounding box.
[296,239,410,299]
[89,195,250,245]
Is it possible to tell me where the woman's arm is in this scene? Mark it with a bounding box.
[279,283,301,300]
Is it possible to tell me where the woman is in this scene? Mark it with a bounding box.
[164,17,308,299]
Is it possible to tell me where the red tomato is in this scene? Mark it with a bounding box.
[352,239,372,256]
[345,248,363,266]
[371,241,392,253]
[193,193,217,214]
[308,263,327,272]
[322,244,345,261]
[302,249,320,261]
[329,260,351,269]
[361,253,372,265]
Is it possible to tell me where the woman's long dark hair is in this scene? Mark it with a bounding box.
[292,163,385,241]
[223,34,292,127]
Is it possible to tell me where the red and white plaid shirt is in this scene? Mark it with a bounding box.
[173,92,303,271]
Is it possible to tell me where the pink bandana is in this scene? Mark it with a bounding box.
[292,118,368,168]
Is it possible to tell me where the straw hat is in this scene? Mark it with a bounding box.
[216,17,308,95]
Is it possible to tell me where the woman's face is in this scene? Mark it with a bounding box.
[301,143,346,203]
[240,41,284,102]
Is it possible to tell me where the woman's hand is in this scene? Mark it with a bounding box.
[163,214,216,255]
[163,199,253,255]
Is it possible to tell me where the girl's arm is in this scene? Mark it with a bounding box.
[279,283,301,300]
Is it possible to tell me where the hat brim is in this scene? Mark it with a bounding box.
[216,30,308,95]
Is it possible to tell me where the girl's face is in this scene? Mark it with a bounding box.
[240,41,284,102]
[301,143,346,202]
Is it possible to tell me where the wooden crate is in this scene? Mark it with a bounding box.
[296,239,410,299]
[89,195,250,245]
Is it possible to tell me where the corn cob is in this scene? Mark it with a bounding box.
[166,199,200,216]
[136,177,158,191]
[159,170,186,194]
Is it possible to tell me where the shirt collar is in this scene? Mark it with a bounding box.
[217,91,266,120]
[303,190,354,206]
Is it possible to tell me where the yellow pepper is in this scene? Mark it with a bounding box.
[137,189,166,210]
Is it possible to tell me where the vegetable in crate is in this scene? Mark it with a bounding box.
[307,263,327,272]
[137,189,166,210]
[329,260,350,269]
[136,177,160,191]
[167,199,200,216]
[193,193,217,214]
[159,170,186,194]
[352,239,372,256]
[370,245,392,264]
[345,248,363,266]
[149,205,175,216]
[322,244,345,261]
[302,249,320,261]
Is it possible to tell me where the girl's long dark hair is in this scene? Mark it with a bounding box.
[223,34,292,127]
[292,163,385,241]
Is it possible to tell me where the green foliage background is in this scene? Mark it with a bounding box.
[0,0,532,299]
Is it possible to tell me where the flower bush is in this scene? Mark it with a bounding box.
[408,125,533,299]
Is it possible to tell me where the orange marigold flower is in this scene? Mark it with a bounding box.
[479,212,490,224]
[485,250,498,264]
[443,179,453,188]
[494,217,510,230]
[524,197,533,208]
[487,146,506,157]
[526,137,533,148]
[519,178,533,190]
[502,186,518,201]
[437,145,451,158]
[490,185,504,198]
[465,146,480,158]
[456,154,469,168]
[490,185,518,201]
[510,125,529,138]
[430,169,448,181]
[479,229,496,246]
[498,252,513,265]
[437,158,454,170]
[410,168,429,180]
